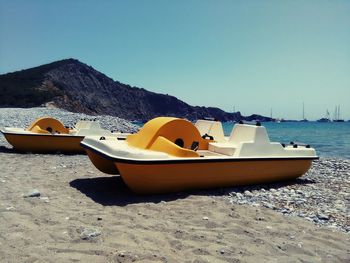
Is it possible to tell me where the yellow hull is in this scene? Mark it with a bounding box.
[85,149,119,174]
[116,159,313,194]
[3,133,85,153]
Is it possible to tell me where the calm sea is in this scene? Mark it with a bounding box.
[222,121,350,159]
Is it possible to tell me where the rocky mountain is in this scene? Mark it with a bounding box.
[0,59,272,122]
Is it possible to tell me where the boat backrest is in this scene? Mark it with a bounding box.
[75,121,110,136]
[194,120,226,142]
[127,117,210,150]
[75,121,101,130]
[27,117,69,134]
[228,124,270,145]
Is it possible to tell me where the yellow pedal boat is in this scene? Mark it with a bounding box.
[80,117,318,194]
[1,117,127,153]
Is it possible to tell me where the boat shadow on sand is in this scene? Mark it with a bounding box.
[69,176,315,206]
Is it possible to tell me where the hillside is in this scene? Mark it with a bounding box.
[0,59,271,122]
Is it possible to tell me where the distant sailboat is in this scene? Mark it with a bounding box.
[270,108,281,123]
[317,110,331,122]
[300,102,308,122]
[333,105,344,122]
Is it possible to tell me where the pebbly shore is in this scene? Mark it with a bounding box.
[226,157,350,233]
[0,107,139,140]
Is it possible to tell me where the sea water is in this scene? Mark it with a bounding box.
[222,121,350,159]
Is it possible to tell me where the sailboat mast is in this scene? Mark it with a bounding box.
[303,102,305,120]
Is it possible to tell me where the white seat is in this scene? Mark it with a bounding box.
[208,142,236,156]
[74,121,112,136]
[195,119,226,142]
[208,124,271,156]
[228,124,270,144]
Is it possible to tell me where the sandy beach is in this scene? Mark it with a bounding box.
[0,148,349,262]
[0,108,349,262]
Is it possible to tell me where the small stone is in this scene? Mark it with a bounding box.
[244,190,253,197]
[97,217,102,221]
[6,206,15,211]
[317,213,329,220]
[263,203,275,209]
[238,200,247,205]
[40,197,50,203]
[236,193,244,199]
[24,189,41,198]
[202,216,209,220]
[295,199,306,205]
[281,209,290,214]
[80,229,101,240]
[220,249,225,254]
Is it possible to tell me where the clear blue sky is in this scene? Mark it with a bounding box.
[1,0,349,120]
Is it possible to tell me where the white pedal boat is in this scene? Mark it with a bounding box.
[80,117,318,194]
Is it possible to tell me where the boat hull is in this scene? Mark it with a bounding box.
[3,132,85,153]
[85,149,119,174]
[115,158,313,194]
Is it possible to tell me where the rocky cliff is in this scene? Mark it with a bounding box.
[0,59,271,122]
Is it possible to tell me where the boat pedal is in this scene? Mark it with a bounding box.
[191,141,199,151]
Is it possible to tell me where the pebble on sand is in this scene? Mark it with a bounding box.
[80,228,101,240]
[23,189,41,198]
